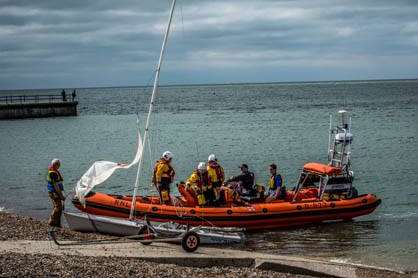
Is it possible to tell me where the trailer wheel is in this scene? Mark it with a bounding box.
[181,231,200,252]
[139,226,154,245]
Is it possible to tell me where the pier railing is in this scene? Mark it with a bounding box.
[0,94,74,104]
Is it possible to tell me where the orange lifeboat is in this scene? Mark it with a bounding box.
[73,191,381,231]
[73,111,381,230]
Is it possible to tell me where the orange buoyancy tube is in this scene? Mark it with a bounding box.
[178,183,198,207]
[75,192,381,230]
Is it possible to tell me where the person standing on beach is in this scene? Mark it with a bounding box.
[46,159,65,228]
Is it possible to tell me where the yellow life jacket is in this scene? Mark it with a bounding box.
[47,167,63,183]
[47,167,64,192]
[197,194,206,206]
[269,174,283,190]
[186,170,210,191]
[207,162,224,184]
[152,159,175,184]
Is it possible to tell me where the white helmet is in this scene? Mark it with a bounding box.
[197,162,206,171]
[162,151,173,161]
[208,154,216,162]
[51,158,60,167]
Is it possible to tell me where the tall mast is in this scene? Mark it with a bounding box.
[129,0,176,220]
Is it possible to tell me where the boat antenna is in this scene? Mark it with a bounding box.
[129,0,176,220]
[194,141,200,164]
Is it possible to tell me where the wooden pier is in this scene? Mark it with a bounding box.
[0,94,78,120]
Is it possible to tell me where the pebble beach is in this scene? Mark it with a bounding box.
[0,212,311,277]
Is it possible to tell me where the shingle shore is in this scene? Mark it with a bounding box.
[0,212,311,277]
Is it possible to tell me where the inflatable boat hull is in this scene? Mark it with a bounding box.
[73,192,380,231]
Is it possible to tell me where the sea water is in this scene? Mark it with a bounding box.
[0,80,417,270]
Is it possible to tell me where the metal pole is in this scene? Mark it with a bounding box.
[129,0,176,220]
[327,114,332,163]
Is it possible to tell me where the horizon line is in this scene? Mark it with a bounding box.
[1,77,417,92]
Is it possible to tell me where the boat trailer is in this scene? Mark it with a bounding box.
[48,217,201,253]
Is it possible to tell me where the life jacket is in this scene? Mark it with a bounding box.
[152,159,175,184]
[187,170,210,190]
[207,161,224,184]
[186,171,209,207]
[47,166,64,193]
[268,174,282,190]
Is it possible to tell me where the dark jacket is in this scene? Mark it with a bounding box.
[228,171,255,191]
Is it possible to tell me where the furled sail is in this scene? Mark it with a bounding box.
[75,128,143,205]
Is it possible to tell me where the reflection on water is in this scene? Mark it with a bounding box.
[241,220,379,258]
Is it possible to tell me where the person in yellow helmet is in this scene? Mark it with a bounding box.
[46,159,65,228]
[186,162,210,207]
[207,154,224,206]
[152,151,175,204]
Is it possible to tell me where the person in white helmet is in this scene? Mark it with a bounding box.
[186,162,210,207]
[207,154,224,206]
[152,151,175,204]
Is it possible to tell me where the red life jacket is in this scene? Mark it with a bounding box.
[208,161,224,182]
[195,170,210,188]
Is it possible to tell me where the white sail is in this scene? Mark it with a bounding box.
[75,128,143,205]
[129,0,176,219]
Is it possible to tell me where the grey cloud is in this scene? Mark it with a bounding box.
[0,0,417,89]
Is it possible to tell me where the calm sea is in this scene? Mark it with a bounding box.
[0,80,417,270]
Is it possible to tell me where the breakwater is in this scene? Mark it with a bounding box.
[0,94,78,119]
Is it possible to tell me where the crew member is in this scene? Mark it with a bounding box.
[207,154,224,206]
[186,162,210,207]
[152,151,175,204]
[47,159,65,228]
[265,163,286,202]
[226,164,255,196]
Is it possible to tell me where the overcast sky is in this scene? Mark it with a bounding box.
[0,0,417,90]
